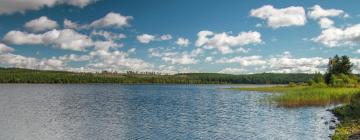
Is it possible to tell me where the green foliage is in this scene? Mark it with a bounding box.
[325,55,354,84]
[330,74,358,87]
[332,93,360,140]
[313,72,325,83]
[308,72,327,87]
[0,68,316,84]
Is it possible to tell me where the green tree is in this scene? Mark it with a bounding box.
[325,55,355,85]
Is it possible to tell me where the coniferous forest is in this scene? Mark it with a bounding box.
[0,67,316,84]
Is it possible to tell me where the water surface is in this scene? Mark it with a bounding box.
[0,84,334,140]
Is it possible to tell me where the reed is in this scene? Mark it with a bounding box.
[235,86,360,107]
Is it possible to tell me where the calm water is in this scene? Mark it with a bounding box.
[0,84,335,140]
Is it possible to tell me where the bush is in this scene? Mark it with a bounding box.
[330,74,358,87]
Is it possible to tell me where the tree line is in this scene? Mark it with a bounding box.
[0,68,315,84]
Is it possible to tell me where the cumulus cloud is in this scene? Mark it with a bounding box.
[3,29,93,51]
[0,53,69,70]
[24,16,58,32]
[64,12,132,30]
[89,12,133,28]
[318,18,334,29]
[137,33,174,44]
[195,30,262,54]
[216,55,266,66]
[205,56,213,62]
[312,24,360,47]
[212,52,337,74]
[0,0,98,15]
[58,54,91,62]
[176,37,190,47]
[307,5,348,29]
[137,34,155,44]
[219,68,247,74]
[64,19,81,29]
[148,48,201,65]
[267,52,328,73]
[308,5,347,20]
[88,50,153,72]
[0,43,14,53]
[250,5,306,28]
[91,30,126,40]
[160,34,172,41]
[93,40,122,52]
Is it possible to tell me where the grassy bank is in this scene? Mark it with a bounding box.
[234,86,360,107]
[332,94,360,140]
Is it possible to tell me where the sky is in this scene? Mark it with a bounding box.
[0,0,360,74]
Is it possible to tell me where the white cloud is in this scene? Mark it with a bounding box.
[255,23,262,27]
[160,34,172,41]
[136,34,174,44]
[219,68,247,74]
[0,0,97,15]
[162,54,198,65]
[93,40,122,52]
[250,5,306,28]
[354,49,360,54]
[58,54,90,62]
[64,19,81,29]
[195,30,214,47]
[176,37,190,47]
[0,43,14,53]
[88,50,153,72]
[148,48,201,65]
[308,5,347,20]
[267,52,328,73]
[128,48,136,53]
[24,16,58,32]
[195,30,262,54]
[205,56,213,62]
[3,30,43,44]
[91,30,126,40]
[318,18,334,29]
[312,24,360,47]
[307,5,348,29]
[89,12,133,28]
[213,52,337,74]
[216,55,266,66]
[137,34,155,44]
[0,53,70,70]
[3,29,93,51]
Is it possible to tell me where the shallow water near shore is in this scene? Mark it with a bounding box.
[0,84,335,140]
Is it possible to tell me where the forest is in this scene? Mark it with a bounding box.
[0,67,317,84]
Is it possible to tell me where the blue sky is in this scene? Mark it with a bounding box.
[0,0,360,74]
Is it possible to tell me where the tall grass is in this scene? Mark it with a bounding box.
[235,86,360,107]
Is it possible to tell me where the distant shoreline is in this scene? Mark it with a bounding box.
[0,67,315,84]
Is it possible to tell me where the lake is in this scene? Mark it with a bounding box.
[0,84,335,140]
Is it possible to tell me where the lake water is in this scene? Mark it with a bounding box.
[0,84,335,140]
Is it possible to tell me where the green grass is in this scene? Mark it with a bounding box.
[234,86,360,107]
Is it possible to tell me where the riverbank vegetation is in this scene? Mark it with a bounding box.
[235,55,360,140]
[235,55,360,107]
[332,94,360,140]
[237,86,360,107]
[0,67,315,84]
